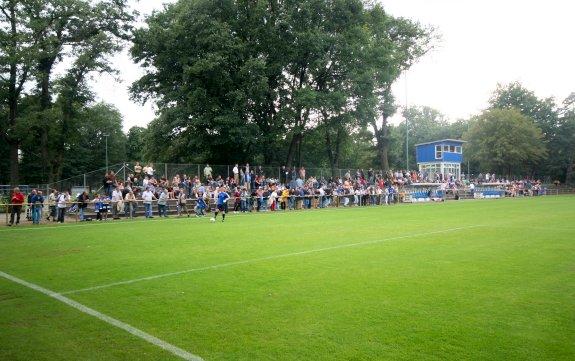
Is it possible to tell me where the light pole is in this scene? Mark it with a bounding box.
[103,133,109,172]
[404,73,409,170]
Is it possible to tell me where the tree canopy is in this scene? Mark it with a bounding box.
[130,0,434,174]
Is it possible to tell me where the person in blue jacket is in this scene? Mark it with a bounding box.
[214,187,230,222]
[195,193,207,217]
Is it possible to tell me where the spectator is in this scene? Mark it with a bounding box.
[125,190,137,218]
[93,194,106,221]
[233,164,239,184]
[57,191,70,223]
[158,188,169,217]
[111,186,123,220]
[26,189,37,221]
[142,187,156,218]
[77,191,89,221]
[204,164,213,181]
[8,187,25,227]
[177,190,189,217]
[134,161,142,180]
[47,189,57,222]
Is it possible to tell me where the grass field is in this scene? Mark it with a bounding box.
[0,196,574,360]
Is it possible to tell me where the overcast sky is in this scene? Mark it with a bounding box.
[90,0,575,131]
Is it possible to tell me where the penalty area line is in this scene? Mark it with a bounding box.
[0,271,203,361]
[61,224,484,296]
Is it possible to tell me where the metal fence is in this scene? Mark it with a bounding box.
[39,163,385,193]
[2,187,574,226]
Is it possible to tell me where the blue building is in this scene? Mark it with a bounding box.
[415,139,466,181]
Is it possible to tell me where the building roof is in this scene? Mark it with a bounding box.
[414,139,467,147]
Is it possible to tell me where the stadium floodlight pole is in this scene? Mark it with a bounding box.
[103,133,110,172]
[404,73,409,171]
[467,121,470,179]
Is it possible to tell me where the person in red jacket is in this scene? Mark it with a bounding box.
[9,187,25,226]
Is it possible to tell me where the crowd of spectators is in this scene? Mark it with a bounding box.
[3,163,549,226]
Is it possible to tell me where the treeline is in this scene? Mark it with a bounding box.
[2,1,574,185]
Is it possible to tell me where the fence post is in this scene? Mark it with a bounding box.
[123,162,127,182]
[227,165,230,178]
[83,173,86,189]
[165,163,168,178]
[197,164,200,179]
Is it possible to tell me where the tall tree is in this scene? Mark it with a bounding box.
[131,0,433,171]
[0,0,133,185]
[126,126,146,162]
[488,82,567,179]
[361,6,434,172]
[465,108,547,177]
[0,0,36,185]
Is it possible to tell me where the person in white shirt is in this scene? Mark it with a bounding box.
[142,188,157,218]
[124,190,137,218]
[56,191,70,223]
[233,164,239,184]
[111,187,123,219]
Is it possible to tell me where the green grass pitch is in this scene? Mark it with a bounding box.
[0,196,574,360]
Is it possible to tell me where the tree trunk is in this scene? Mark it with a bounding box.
[372,119,390,173]
[286,132,302,168]
[9,141,19,186]
[7,1,19,186]
[325,125,342,179]
[565,154,574,185]
[38,55,56,182]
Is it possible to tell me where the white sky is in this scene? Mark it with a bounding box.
[90,0,575,131]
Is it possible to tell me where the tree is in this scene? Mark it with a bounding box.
[488,82,567,179]
[391,106,449,169]
[131,0,433,171]
[0,0,133,185]
[361,6,435,171]
[0,0,36,185]
[126,126,146,162]
[559,93,575,183]
[465,108,547,177]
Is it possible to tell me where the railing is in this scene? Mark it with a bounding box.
[2,189,574,226]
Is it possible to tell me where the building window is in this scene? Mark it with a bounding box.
[455,146,462,154]
[449,145,455,152]
[443,145,449,152]
[435,145,442,159]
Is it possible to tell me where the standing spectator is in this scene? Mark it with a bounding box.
[111,186,123,219]
[8,187,25,226]
[47,189,57,222]
[26,189,37,221]
[125,189,137,218]
[32,191,44,224]
[134,161,143,181]
[245,168,251,190]
[57,191,70,223]
[77,191,89,221]
[240,187,249,212]
[177,190,189,217]
[204,164,213,181]
[233,164,239,184]
[158,188,169,217]
[142,187,156,218]
[299,166,306,180]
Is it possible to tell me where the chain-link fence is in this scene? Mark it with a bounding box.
[2,161,561,195]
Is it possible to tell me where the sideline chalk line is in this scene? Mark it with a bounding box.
[0,271,203,361]
[61,224,483,295]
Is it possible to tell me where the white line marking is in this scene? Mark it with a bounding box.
[61,225,483,295]
[0,271,203,361]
